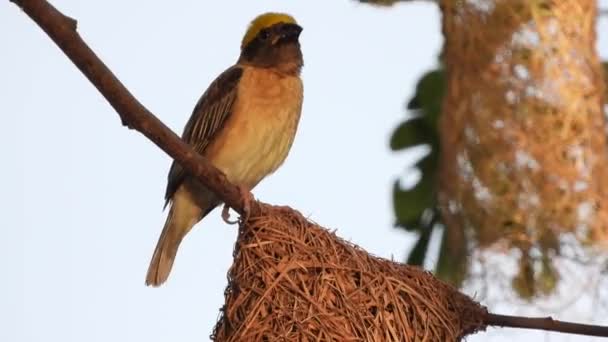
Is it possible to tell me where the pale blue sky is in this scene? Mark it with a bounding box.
[2,1,608,341]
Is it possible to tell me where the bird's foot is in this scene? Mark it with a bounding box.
[220,186,254,224]
[221,204,239,225]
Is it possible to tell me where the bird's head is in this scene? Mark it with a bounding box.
[238,13,303,76]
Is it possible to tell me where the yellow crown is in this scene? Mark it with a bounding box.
[241,12,297,49]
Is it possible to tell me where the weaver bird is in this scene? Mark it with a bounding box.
[146,13,304,286]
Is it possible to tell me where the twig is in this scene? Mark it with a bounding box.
[9,0,250,215]
[485,313,608,338]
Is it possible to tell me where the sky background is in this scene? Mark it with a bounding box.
[2,0,608,341]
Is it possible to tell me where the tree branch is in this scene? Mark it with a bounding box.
[8,0,608,339]
[9,0,249,215]
[485,313,608,338]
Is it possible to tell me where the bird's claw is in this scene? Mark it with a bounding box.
[222,204,239,225]
[221,186,254,225]
[238,185,254,222]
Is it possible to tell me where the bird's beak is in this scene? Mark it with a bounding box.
[283,23,303,39]
[274,23,302,44]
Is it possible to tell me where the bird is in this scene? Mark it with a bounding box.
[145,12,304,287]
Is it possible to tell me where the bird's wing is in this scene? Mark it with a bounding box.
[164,66,244,204]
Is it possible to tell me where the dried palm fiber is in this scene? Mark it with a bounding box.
[212,205,487,341]
[437,0,608,293]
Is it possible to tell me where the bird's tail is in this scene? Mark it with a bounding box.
[145,189,216,287]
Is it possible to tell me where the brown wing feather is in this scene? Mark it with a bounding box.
[164,66,243,204]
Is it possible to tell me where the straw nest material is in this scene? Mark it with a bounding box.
[212,204,487,341]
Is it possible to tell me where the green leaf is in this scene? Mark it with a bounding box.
[512,254,536,300]
[389,117,433,151]
[393,173,435,228]
[406,226,433,266]
[412,75,443,110]
[407,69,445,127]
[435,224,469,288]
[538,255,559,295]
[393,155,439,231]
[415,149,439,175]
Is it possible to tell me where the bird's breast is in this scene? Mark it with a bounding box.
[206,66,303,188]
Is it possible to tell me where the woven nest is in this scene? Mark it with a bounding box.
[212,205,487,341]
[437,0,608,295]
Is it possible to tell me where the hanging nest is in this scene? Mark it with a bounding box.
[212,204,487,341]
[438,0,608,297]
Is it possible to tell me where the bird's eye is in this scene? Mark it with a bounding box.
[259,30,269,41]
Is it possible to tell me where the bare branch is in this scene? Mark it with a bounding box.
[9,0,250,215]
[486,313,608,338]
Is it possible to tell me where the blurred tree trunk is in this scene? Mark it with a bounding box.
[438,0,608,297]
